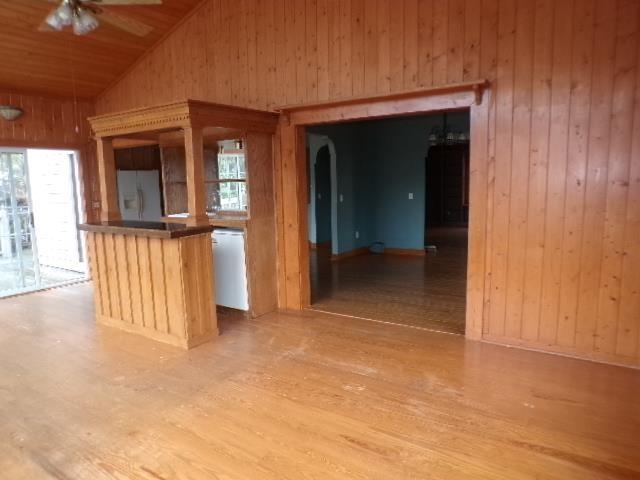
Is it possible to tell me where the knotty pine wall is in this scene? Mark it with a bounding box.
[95,0,640,367]
[0,90,99,222]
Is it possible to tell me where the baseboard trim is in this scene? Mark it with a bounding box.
[330,246,426,260]
[310,241,331,250]
[330,247,368,262]
[384,248,426,257]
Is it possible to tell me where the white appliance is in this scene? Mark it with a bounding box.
[213,229,249,311]
[117,170,162,222]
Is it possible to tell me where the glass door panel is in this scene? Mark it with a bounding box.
[0,150,39,296]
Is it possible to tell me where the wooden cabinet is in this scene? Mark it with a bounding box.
[161,131,279,318]
[425,143,470,227]
[87,101,280,347]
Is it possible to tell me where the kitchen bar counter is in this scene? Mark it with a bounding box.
[82,221,217,349]
[78,220,214,239]
[161,214,248,229]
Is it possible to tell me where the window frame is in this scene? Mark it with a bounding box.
[206,151,248,214]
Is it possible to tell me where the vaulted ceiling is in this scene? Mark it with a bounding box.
[0,0,203,99]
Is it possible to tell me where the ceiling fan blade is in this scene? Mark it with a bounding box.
[98,10,154,36]
[89,0,163,5]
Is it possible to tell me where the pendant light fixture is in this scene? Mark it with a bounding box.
[428,113,469,146]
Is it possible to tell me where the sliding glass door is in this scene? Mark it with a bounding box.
[0,148,87,298]
[0,149,40,296]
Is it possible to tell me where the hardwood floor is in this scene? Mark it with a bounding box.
[1,283,639,479]
[310,227,468,334]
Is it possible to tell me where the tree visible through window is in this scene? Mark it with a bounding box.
[206,143,247,213]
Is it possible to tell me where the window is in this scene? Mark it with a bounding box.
[205,143,248,213]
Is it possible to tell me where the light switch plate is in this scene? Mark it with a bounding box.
[408,192,414,200]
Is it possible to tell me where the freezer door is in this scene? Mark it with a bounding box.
[117,171,139,221]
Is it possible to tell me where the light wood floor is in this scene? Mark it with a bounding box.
[310,227,468,334]
[1,283,639,479]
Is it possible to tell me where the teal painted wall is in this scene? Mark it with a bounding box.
[308,111,469,254]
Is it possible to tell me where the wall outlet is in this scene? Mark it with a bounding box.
[355,230,359,239]
[339,194,344,202]
[408,192,414,200]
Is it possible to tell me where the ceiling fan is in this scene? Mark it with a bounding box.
[39,0,161,36]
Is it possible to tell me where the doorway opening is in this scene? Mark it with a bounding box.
[0,148,87,298]
[307,110,470,334]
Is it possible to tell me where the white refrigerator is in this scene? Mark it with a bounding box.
[117,170,163,222]
[213,229,249,311]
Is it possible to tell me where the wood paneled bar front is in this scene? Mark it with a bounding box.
[79,221,217,349]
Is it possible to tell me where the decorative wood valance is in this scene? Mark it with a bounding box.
[88,100,279,138]
[87,99,279,225]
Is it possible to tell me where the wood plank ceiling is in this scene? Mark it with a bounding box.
[0,0,203,98]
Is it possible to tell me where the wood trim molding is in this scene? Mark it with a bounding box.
[384,248,426,257]
[275,84,492,342]
[96,137,120,222]
[89,101,191,137]
[276,80,489,126]
[329,247,425,261]
[277,80,489,114]
[310,241,331,250]
[330,247,369,262]
[89,100,279,138]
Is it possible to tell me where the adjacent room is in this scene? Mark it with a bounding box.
[1,1,639,479]
[307,111,470,334]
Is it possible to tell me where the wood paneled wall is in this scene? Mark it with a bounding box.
[96,0,640,366]
[0,90,99,222]
[115,145,161,171]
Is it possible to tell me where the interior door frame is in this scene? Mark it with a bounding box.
[274,81,491,340]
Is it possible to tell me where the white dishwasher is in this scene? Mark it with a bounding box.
[212,229,249,311]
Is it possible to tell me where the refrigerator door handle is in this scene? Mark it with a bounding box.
[136,186,144,220]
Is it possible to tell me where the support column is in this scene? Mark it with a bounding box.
[96,137,121,222]
[184,127,209,226]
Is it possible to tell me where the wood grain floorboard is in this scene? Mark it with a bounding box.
[0,283,638,479]
[310,227,467,334]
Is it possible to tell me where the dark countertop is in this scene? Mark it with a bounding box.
[162,214,248,229]
[78,220,214,239]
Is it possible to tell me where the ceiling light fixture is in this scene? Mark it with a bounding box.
[428,113,469,146]
[46,1,74,30]
[46,0,99,36]
[73,9,99,35]
[0,106,24,121]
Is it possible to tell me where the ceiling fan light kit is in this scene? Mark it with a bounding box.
[73,9,99,35]
[45,1,75,30]
[41,0,161,37]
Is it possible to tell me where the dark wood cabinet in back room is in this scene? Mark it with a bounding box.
[425,143,470,228]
